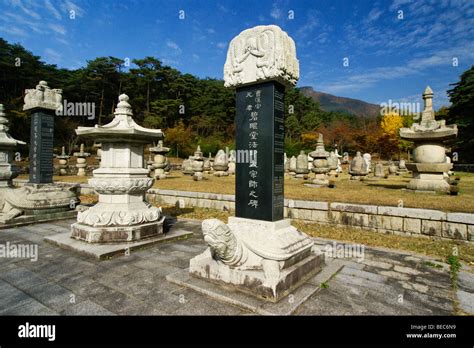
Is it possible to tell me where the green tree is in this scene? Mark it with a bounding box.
[447,66,474,163]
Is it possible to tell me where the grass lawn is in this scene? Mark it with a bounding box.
[20,168,474,213]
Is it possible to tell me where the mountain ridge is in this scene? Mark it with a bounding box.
[299,86,380,118]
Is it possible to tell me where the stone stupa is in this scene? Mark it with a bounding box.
[399,86,458,192]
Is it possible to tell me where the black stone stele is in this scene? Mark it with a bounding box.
[235,81,285,222]
[29,110,54,184]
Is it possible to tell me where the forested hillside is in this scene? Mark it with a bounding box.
[1,38,470,161]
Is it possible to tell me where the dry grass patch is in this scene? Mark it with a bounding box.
[154,204,474,266]
[294,221,474,266]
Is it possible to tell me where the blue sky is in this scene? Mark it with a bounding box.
[1,0,473,109]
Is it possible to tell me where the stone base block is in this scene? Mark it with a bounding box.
[407,173,450,192]
[46,226,192,260]
[189,217,324,302]
[71,217,165,243]
[167,258,341,315]
[189,249,324,302]
[213,171,229,177]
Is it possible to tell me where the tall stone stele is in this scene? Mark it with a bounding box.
[71,94,165,243]
[399,86,458,192]
[189,25,323,302]
[0,81,78,224]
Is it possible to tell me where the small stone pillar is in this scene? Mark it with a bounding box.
[327,152,339,176]
[73,143,90,176]
[213,149,229,177]
[192,145,204,181]
[374,162,385,178]
[349,151,368,180]
[93,143,102,163]
[150,140,170,180]
[57,146,70,176]
[289,155,297,176]
[228,150,236,175]
[203,153,212,174]
[363,153,372,173]
[295,150,309,178]
[309,133,330,185]
[398,159,408,173]
[388,160,398,175]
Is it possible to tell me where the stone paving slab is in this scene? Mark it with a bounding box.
[44,228,193,260]
[166,259,343,315]
[0,218,472,315]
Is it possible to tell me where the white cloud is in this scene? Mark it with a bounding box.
[44,0,62,20]
[367,7,383,22]
[270,6,282,19]
[389,0,412,11]
[7,0,41,19]
[49,23,66,35]
[318,41,474,94]
[166,40,182,54]
[60,0,85,18]
[44,48,62,64]
[0,25,28,36]
[216,42,226,49]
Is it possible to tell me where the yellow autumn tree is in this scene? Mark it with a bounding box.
[380,111,404,137]
[379,111,405,159]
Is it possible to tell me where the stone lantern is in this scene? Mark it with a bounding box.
[71,94,165,243]
[150,140,170,180]
[0,104,25,188]
[57,146,70,176]
[73,143,90,176]
[309,133,330,185]
[399,86,457,192]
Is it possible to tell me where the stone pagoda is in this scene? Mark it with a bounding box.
[399,86,458,192]
[71,94,165,243]
[73,143,90,176]
[309,133,330,185]
[0,104,25,188]
[150,140,170,180]
[56,146,70,176]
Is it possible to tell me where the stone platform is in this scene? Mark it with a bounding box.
[45,224,192,260]
[0,218,472,315]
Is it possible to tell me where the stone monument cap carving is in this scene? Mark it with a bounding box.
[23,80,63,112]
[224,25,299,88]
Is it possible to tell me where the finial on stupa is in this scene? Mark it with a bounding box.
[114,94,133,116]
